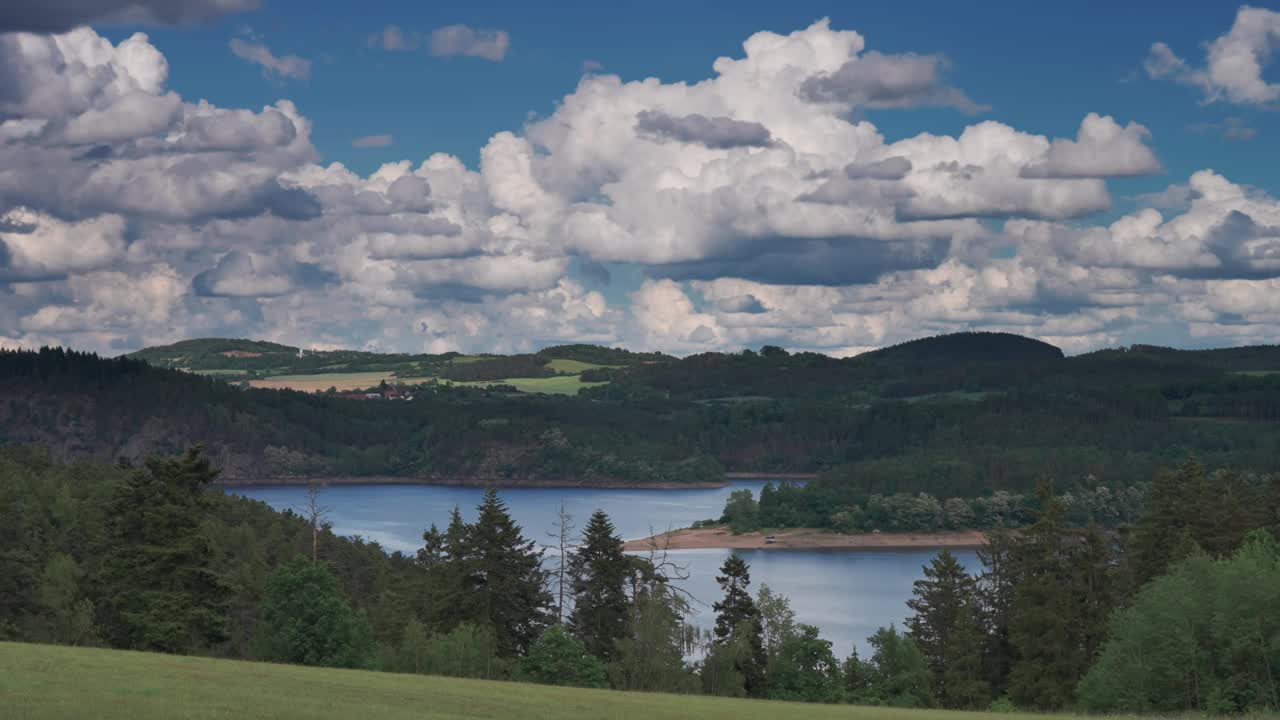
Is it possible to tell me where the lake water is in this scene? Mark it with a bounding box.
[229,481,979,657]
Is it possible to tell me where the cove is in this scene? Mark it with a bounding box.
[229,481,980,657]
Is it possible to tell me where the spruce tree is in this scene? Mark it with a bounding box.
[99,447,230,653]
[1127,458,1205,587]
[568,509,629,661]
[941,605,990,709]
[1006,481,1084,711]
[466,489,551,656]
[906,549,977,703]
[712,553,767,696]
[975,528,1020,695]
[417,506,471,630]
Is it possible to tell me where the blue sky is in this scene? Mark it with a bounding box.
[122,1,1275,189]
[3,1,1280,355]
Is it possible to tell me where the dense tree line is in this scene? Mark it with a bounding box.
[3,447,1278,713]
[4,339,1280,497]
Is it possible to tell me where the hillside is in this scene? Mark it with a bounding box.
[126,339,669,395]
[4,332,1280,489]
[0,642,1066,720]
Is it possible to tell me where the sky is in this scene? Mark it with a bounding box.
[2,1,1280,356]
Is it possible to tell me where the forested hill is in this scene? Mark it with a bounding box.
[3,332,1280,490]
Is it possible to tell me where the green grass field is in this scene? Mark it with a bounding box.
[0,642,1096,720]
[545,358,617,374]
[248,371,399,392]
[443,376,608,395]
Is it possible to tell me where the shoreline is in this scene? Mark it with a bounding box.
[214,472,818,490]
[215,475,731,490]
[622,526,987,552]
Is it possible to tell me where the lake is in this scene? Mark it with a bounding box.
[229,481,980,658]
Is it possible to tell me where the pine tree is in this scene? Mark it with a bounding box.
[98,447,230,653]
[465,489,551,656]
[1006,481,1084,711]
[712,553,767,696]
[568,509,629,661]
[417,506,471,630]
[1074,524,1114,666]
[976,528,1020,696]
[1127,458,1204,587]
[941,605,990,709]
[906,549,977,703]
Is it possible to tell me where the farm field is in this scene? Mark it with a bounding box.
[545,358,617,373]
[248,371,400,392]
[444,375,608,395]
[0,642,1097,720]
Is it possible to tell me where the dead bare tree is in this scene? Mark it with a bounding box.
[302,482,331,562]
[545,501,574,623]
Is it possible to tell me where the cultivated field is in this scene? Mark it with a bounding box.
[545,358,617,374]
[0,642,1102,720]
[445,376,608,395]
[248,371,400,392]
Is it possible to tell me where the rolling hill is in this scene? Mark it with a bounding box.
[2,332,1279,489]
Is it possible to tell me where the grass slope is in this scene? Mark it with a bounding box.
[444,376,608,395]
[0,642,1076,720]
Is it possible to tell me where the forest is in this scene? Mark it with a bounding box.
[2,447,1277,714]
[3,332,1280,498]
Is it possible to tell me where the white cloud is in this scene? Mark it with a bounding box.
[4,20,1280,357]
[229,38,311,81]
[1146,6,1280,104]
[429,24,509,61]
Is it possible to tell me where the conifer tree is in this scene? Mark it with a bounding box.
[941,605,990,709]
[417,506,471,630]
[1006,481,1084,710]
[465,489,551,656]
[568,509,629,661]
[99,447,230,653]
[906,549,977,702]
[712,553,767,696]
[975,528,1020,695]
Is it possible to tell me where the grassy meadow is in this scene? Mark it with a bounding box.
[0,642,1115,720]
[443,375,608,395]
[545,358,617,374]
[248,371,400,392]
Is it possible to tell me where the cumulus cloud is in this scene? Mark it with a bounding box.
[0,0,258,33]
[845,156,912,180]
[1145,5,1280,104]
[229,38,311,81]
[352,134,393,148]
[800,48,986,113]
[4,19,1280,357]
[192,251,292,297]
[635,110,774,148]
[429,24,509,61]
[1020,113,1161,178]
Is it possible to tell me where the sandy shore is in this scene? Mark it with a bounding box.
[622,526,987,552]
